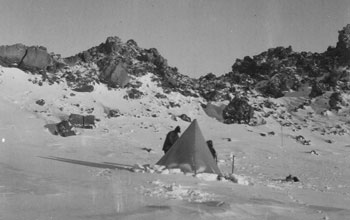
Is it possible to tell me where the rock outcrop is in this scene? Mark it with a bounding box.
[2,24,350,127]
[21,46,53,71]
[336,24,350,65]
[0,44,27,65]
[0,44,53,72]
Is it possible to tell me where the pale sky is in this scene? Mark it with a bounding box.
[0,0,349,77]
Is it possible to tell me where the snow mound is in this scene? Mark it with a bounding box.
[131,164,222,180]
[222,174,251,185]
[140,180,214,202]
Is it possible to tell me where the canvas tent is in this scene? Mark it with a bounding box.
[156,119,222,175]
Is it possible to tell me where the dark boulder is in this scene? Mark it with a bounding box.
[295,135,311,145]
[72,84,94,92]
[285,175,300,182]
[68,114,95,129]
[179,114,191,122]
[106,109,122,118]
[56,120,76,137]
[155,92,167,99]
[20,46,53,71]
[329,92,343,111]
[126,88,144,99]
[99,61,130,88]
[223,95,254,124]
[35,99,45,106]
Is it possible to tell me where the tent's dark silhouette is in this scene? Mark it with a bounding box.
[156,119,222,175]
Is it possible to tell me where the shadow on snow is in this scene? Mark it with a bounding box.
[39,156,134,172]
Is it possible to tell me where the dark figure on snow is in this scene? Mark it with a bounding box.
[162,126,181,154]
[206,140,217,163]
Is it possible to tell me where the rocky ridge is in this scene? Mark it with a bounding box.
[1,25,350,129]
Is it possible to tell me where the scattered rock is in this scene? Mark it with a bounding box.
[309,150,319,155]
[222,138,232,142]
[295,135,311,145]
[285,174,300,182]
[56,120,76,137]
[169,102,180,108]
[141,147,152,153]
[267,131,275,136]
[126,88,144,99]
[178,114,191,122]
[155,92,167,99]
[325,139,333,144]
[35,99,45,106]
[72,84,94,92]
[106,109,122,118]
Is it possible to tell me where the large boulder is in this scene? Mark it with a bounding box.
[20,46,53,71]
[223,95,254,124]
[0,44,53,72]
[100,61,130,87]
[0,44,27,66]
[329,92,343,111]
[56,120,76,137]
[68,114,95,129]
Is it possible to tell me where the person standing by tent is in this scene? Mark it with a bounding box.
[206,140,217,163]
[162,126,181,154]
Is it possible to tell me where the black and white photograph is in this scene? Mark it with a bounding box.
[1,0,350,219]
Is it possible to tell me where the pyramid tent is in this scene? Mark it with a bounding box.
[156,120,222,175]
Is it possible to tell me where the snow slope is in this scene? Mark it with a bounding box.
[1,66,350,219]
